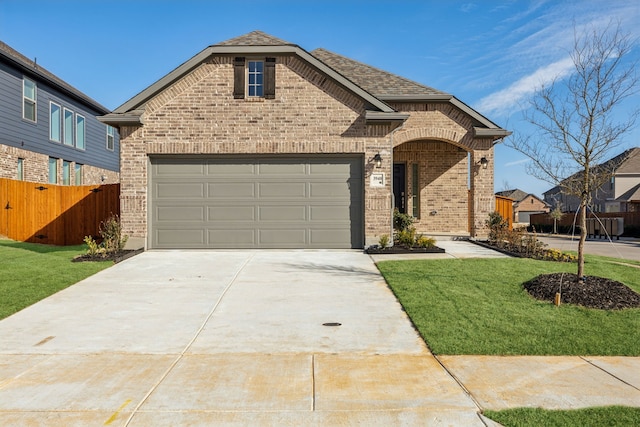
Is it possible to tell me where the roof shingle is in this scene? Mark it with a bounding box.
[216,30,294,47]
[311,48,448,98]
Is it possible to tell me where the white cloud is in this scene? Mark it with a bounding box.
[475,56,574,116]
[504,158,531,167]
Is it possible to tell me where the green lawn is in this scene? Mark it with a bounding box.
[0,240,112,319]
[377,255,640,355]
[484,406,640,427]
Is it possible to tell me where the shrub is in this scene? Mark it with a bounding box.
[393,209,414,232]
[486,211,509,243]
[100,214,128,253]
[378,234,390,248]
[84,214,128,257]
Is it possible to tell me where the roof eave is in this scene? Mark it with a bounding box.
[0,51,110,114]
[365,111,410,123]
[97,112,143,127]
[474,127,512,138]
[114,44,396,115]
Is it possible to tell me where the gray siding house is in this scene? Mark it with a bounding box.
[0,41,119,185]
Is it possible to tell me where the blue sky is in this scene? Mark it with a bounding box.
[1,0,638,197]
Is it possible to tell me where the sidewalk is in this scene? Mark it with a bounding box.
[537,234,640,262]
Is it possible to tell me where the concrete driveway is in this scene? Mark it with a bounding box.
[0,250,483,426]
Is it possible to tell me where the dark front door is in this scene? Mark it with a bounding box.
[393,163,406,213]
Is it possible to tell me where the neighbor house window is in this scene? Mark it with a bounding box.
[50,102,61,142]
[48,157,57,184]
[23,78,36,122]
[74,164,82,185]
[63,108,74,146]
[247,61,264,97]
[17,158,24,180]
[76,114,85,150]
[62,160,71,185]
[106,125,115,150]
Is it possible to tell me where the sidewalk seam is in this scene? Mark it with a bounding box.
[122,253,255,426]
[580,356,640,392]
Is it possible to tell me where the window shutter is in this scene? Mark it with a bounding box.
[233,57,245,99]
[264,57,276,99]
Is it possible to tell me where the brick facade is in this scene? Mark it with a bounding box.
[0,143,118,185]
[117,54,497,246]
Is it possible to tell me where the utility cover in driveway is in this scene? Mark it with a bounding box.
[149,156,363,249]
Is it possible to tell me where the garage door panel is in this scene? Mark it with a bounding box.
[208,229,256,246]
[208,182,255,198]
[310,229,351,244]
[207,163,255,175]
[259,182,306,198]
[259,205,307,221]
[156,206,205,221]
[156,183,205,198]
[309,205,351,221]
[309,181,354,198]
[155,162,205,176]
[258,163,306,175]
[209,206,255,221]
[259,229,307,245]
[156,229,205,246]
[150,156,363,249]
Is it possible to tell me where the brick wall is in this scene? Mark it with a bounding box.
[0,143,118,185]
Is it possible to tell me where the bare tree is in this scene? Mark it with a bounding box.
[506,22,639,280]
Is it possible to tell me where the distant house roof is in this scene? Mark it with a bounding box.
[496,189,529,202]
[616,183,640,202]
[0,40,109,114]
[102,30,509,139]
[543,147,640,196]
[616,147,640,174]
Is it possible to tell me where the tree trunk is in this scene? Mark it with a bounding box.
[577,197,587,280]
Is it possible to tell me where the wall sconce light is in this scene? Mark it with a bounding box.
[373,153,382,168]
[100,175,106,182]
[480,157,489,170]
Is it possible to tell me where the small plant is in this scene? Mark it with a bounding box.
[83,235,106,257]
[378,234,390,248]
[415,235,436,248]
[396,227,417,246]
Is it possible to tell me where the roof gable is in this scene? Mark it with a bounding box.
[217,30,293,47]
[108,31,398,119]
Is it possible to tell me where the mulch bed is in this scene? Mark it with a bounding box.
[72,248,143,264]
[524,273,640,310]
[365,245,445,254]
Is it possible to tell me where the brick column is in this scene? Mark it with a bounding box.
[470,149,494,238]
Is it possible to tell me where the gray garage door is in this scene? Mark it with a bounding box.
[149,156,363,249]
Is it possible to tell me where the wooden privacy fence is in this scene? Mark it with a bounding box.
[530,211,640,230]
[0,178,120,246]
[495,195,514,230]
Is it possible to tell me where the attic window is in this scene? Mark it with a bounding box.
[234,57,275,99]
[248,61,264,97]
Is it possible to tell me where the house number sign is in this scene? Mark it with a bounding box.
[370,173,385,187]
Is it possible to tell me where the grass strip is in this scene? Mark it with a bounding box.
[376,256,640,355]
[0,240,112,319]
[484,406,640,427]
